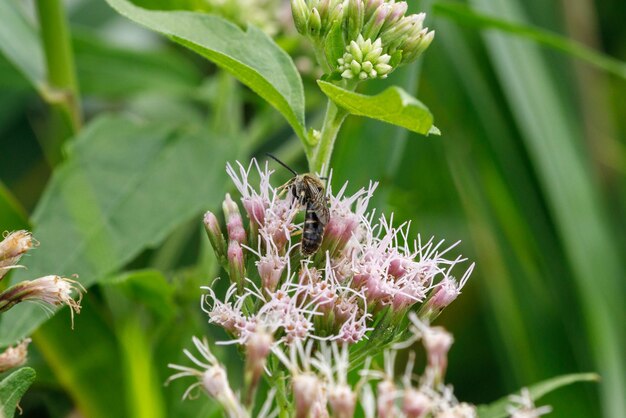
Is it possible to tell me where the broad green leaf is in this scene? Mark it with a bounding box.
[73,30,202,98]
[477,373,599,418]
[101,270,175,321]
[317,80,439,136]
[0,367,36,418]
[0,0,45,93]
[0,114,239,345]
[433,2,626,80]
[105,0,306,140]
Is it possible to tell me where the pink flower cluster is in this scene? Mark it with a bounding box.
[201,160,474,348]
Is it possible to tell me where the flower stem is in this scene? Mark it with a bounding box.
[35,0,82,162]
[309,99,348,176]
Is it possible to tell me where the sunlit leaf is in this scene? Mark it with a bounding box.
[318,80,438,136]
[105,0,306,140]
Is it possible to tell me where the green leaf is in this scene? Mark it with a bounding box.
[73,30,203,98]
[324,23,345,72]
[477,373,599,418]
[433,2,626,80]
[0,182,29,231]
[0,1,46,94]
[0,114,240,345]
[317,80,438,136]
[0,367,36,418]
[104,0,306,140]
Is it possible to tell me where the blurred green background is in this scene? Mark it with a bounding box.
[0,0,624,417]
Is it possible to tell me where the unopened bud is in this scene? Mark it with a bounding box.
[293,373,322,418]
[204,211,227,263]
[291,0,310,34]
[245,330,273,397]
[346,0,365,41]
[0,338,31,373]
[380,14,421,48]
[308,7,322,38]
[381,1,408,31]
[364,0,383,19]
[403,388,431,418]
[227,241,245,288]
[362,3,390,40]
[423,326,453,383]
[401,29,434,64]
[329,384,356,418]
[0,231,34,281]
[377,380,396,418]
[223,194,246,245]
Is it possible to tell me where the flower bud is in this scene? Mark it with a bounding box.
[346,0,365,41]
[0,231,34,281]
[423,326,453,382]
[401,29,434,64]
[0,338,31,373]
[245,330,273,395]
[291,0,310,34]
[380,14,422,48]
[338,36,393,80]
[377,380,397,418]
[223,194,247,245]
[308,7,323,38]
[227,241,245,288]
[328,384,356,418]
[381,1,409,31]
[364,0,383,20]
[361,3,390,40]
[204,211,227,263]
[293,373,322,418]
[402,388,431,418]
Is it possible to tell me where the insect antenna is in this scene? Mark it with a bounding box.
[265,153,298,176]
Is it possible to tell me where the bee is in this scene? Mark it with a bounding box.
[266,154,329,256]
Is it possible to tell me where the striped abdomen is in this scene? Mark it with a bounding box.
[301,202,326,256]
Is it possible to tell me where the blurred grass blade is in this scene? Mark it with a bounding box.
[433,1,626,80]
[469,1,625,416]
[0,0,46,92]
[105,0,306,141]
[477,373,599,418]
[0,114,240,345]
[0,367,36,418]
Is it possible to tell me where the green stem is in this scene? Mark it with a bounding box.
[35,0,82,158]
[309,99,348,176]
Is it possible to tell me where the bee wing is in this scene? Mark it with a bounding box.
[303,177,330,224]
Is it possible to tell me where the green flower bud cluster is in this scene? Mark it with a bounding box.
[290,0,435,81]
[337,35,392,80]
